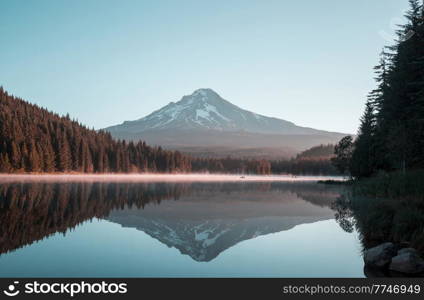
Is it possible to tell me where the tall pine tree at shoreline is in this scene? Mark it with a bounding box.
[338,0,424,178]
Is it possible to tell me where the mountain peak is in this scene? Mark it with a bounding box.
[184,88,221,103]
[104,89,347,157]
[192,88,216,96]
[106,89,344,138]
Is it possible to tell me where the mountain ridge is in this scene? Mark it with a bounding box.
[105,89,348,158]
[106,88,344,136]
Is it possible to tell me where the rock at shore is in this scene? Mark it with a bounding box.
[389,250,424,274]
[364,242,397,268]
[397,248,417,256]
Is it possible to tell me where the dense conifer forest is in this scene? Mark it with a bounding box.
[333,0,424,179]
[0,87,271,174]
[271,144,338,175]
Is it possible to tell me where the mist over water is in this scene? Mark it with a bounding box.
[0,174,344,182]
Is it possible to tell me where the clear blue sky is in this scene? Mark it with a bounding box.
[0,0,410,133]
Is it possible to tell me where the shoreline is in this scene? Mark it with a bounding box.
[0,173,345,183]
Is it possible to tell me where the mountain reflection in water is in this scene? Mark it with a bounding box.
[0,181,343,262]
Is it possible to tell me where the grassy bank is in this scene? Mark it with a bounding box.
[352,170,424,201]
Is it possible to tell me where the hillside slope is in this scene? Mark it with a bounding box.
[105,89,347,158]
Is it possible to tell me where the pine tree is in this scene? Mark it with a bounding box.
[350,0,424,175]
[380,0,424,171]
[10,141,21,170]
[42,141,56,172]
[81,141,93,173]
[331,136,354,176]
[0,153,12,173]
[58,132,71,172]
[28,141,42,172]
[350,100,377,178]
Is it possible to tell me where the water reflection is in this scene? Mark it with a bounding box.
[107,183,341,261]
[332,193,424,253]
[0,182,188,255]
[0,181,344,261]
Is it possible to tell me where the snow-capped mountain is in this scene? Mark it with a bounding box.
[107,88,339,135]
[105,89,347,158]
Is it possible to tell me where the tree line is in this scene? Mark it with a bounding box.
[0,88,271,174]
[271,144,339,175]
[192,157,271,174]
[332,0,424,179]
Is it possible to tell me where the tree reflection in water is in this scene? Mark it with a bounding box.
[0,181,345,258]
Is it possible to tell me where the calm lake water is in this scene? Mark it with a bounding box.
[0,177,364,277]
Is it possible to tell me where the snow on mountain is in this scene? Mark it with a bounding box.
[106,88,335,135]
[104,89,348,158]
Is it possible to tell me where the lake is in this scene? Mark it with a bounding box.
[0,175,364,277]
